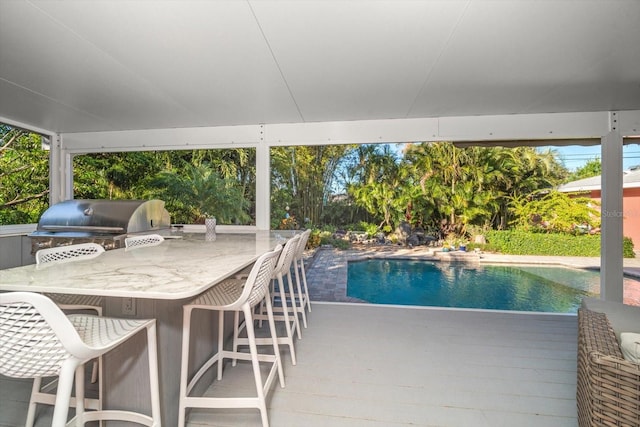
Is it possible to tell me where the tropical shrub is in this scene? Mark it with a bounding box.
[485,230,635,258]
[149,163,251,224]
[306,230,322,249]
[509,190,600,233]
[359,221,380,238]
[625,237,635,258]
[277,216,298,230]
[465,242,501,253]
[314,229,351,249]
[320,236,351,250]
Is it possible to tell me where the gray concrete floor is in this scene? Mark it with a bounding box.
[185,303,578,426]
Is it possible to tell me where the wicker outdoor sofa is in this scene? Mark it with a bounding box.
[578,298,640,426]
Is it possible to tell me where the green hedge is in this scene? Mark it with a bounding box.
[485,230,635,258]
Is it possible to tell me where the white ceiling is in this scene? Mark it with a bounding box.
[1,0,640,135]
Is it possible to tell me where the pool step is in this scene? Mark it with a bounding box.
[434,250,480,262]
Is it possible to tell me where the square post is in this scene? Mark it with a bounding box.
[255,125,271,230]
[600,122,624,302]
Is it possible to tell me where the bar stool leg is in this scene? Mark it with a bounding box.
[51,361,77,427]
[300,258,312,313]
[276,274,297,365]
[97,352,103,417]
[264,294,285,388]
[178,307,193,427]
[25,378,41,427]
[146,322,162,426]
[75,365,86,425]
[292,262,308,328]
[232,310,241,367]
[285,272,302,339]
[242,304,270,427]
[217,310,224,380]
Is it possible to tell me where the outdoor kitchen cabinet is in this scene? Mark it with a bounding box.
[0,234,34,269]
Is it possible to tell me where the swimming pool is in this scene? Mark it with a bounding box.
[347,259,612,313]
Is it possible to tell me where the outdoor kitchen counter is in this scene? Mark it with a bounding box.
[0,230,297,427]
[0,230,295,299]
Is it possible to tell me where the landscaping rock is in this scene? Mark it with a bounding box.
[394,221,412,245]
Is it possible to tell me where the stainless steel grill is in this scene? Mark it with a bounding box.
[30,199,171,253]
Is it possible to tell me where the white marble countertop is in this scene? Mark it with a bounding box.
[0,231,296,300]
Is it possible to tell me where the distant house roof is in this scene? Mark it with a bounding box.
[558,167,640,193]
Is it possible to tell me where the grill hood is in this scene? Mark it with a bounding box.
[32,199,171,237]
[30,199,171,253]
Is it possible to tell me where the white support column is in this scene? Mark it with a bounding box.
[47,135,58,204]
[48,133,70,204]
[63,152,73,201]
[255,125,271,230]
[49,134,73,205]
[600,122,624,302]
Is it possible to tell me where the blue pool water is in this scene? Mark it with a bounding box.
[347,259,610,313]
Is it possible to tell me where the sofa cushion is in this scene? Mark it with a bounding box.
[581,297,640,341]
[620,332,640,363]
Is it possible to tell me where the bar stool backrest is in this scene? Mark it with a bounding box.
[125,234,165,249]
[0,292,87,378]
[36,243,105,265]
[296,229,311,256]
[272,234,300,279]
[246,245,283,308]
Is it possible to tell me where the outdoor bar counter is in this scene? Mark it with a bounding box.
[0,230,296,426]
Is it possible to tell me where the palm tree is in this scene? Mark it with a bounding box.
[348,145,409,230]
[150,163,251,224]
[403,142,568,234]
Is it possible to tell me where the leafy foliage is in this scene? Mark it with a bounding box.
[271,145,355,228]
[306,230,322,249]
[567,158,601,182]
[149,162,250,224]
[509,190,600,233]
[74,151,167,199]
[319,234,351,250]
[0,125,49,224]
[485,230,635,258]
[347,144,411,229]
[277,216,298,230]
[359,221,380,238]
[73,149,255,225]
[398,142,567,234]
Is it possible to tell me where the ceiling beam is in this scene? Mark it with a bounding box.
[60,110,640,153]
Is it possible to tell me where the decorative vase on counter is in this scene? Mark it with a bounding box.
[205,217,217,241]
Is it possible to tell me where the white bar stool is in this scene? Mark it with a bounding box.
[292,229,312,327]
[28,293,104,426]
[0,292,161,427]
[35,242,105,265]
[36,244,107,322]
[31,243,107,426]
[245,234,301,365]
[125,234,165,249]
[178,245,284,427]
[37,244,106,318]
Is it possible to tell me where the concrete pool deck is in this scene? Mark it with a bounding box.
[304,245,640,306]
